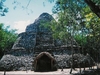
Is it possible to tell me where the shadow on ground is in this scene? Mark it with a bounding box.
[73,69,100,75]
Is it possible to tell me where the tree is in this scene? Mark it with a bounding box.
[49,0,87,74]
[85,0,100,18]
[0,23,17,58]
[48,0,100,73]
[84,9,100,67]
[48,0,100,17]
[1,0,100,17]
[0,0,8,16]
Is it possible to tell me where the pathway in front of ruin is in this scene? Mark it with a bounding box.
[0,66,97,75]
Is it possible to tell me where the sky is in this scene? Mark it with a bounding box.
[0,0,56,33]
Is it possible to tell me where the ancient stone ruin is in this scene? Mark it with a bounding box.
[10,12,79,56]
[11,12,54,56]
[0,12,95,71]
[0,13,58,71]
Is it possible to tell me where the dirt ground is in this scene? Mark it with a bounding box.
[0,66,97,75]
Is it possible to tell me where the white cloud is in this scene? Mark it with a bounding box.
[13,20,32,33]
[52,14,58,21]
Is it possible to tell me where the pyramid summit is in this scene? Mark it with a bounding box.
[26,12,54,32]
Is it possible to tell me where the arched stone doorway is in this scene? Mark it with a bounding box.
[33,52,57,72]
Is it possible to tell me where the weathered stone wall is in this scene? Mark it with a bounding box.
[0,55,33,71]
[10,12,54,55]
[0,54,95,71]
[12,32,36,51]
[0,13,55,71]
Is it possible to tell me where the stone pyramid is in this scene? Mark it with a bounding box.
[11,13,54,55]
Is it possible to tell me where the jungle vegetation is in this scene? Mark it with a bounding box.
[0,0,100,73]
[0,23,17,58]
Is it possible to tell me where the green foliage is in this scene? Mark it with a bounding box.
[92,0,100,6]
[0,0,8,16]
[0,23,17,52]
[50,18,69,41]
[47,0,54,3]
[86,15,100,49]
[49,0,100,58]
[74,34,87,47]
[50,0,87,43]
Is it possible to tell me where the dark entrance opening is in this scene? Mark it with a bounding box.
[33,52,57,72]
[37,54,51,71]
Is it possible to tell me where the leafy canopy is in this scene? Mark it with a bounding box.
[0,0,8,16]
[0,23,17,52]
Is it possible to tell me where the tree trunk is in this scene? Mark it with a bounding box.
[84,0,100,18]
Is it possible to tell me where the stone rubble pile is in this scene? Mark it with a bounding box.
[0,54,95,71]
[55,54,95,69]
[0,55,33,71]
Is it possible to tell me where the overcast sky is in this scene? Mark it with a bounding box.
[0,0,55,33]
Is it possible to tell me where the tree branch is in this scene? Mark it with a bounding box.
[84,0,100,18]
